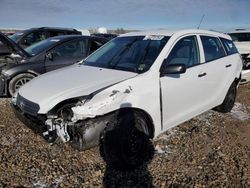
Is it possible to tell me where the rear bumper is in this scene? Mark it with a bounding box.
[0,75,7,96]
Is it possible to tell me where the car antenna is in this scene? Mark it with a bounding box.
[197,14,205,29]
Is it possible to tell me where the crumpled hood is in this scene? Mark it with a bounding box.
[18,64,137,113]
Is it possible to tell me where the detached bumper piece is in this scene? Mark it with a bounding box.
[0,75,7,96]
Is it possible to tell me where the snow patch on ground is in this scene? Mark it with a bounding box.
[155,128,180,154]
[33,180,48,188]
[230,103,250,121]
[32,176,64,188]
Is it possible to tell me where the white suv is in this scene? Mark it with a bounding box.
[12,29,242,169]
[228,30,250,83]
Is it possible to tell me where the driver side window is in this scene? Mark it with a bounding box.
[163,36,200,68]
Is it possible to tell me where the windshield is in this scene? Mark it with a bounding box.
[229,33,250,42]
[24,38,61,56]
[84,36,169,73]
[9,32,24,42]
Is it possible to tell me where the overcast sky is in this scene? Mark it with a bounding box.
[0,0,250,31]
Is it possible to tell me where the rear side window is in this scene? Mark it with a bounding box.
[220,38,238,55]
[201,36,226,62]
[67,31,79,35]
[89,40,104,54]
[49,31,65,37]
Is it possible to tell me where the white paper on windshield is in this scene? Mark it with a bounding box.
[50,39,60,42]
[143,35,164,40]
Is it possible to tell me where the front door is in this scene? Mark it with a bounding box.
[160,35,209,130]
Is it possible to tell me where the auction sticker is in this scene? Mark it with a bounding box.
[143,35,164,40]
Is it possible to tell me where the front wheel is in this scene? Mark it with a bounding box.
[8,73,35,96]
[215,82,237,113]
[99,110,154,170]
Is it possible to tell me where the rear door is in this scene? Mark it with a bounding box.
[45,38,89,72]
[199,35,229,104]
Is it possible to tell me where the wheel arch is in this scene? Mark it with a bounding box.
[7,70,39,82]
[113,107,155,139]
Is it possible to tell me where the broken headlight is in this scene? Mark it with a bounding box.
[46,97,88,119]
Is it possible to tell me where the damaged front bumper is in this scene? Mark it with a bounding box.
[12,94,111,150]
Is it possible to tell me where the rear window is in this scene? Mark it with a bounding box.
[200,36,226,62]
[220,38,238,55]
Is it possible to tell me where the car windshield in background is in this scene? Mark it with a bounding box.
[9,32,24,42]
[229,33,250,42]
[24,38,60,56]
[84,36,169,73]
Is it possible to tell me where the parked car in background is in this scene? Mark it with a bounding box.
[91,33,118,40]
[12,29,242,169]
[0,35,108,96]
[228,30,250,84]
[9,27,83,48]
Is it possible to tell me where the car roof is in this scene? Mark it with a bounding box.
[19,27,80,33]
[44,35,108,42]
[120,29,231,40]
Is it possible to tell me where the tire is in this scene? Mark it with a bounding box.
[99,110,154,170]
[8,73,35,96]
[215,82,237,113]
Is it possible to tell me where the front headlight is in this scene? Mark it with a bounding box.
[46,97,88,119]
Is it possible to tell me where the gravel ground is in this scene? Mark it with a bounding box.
[0,84,250,187]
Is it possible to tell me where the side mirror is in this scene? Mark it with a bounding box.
[46,52,53,61]
[160,63,186,76]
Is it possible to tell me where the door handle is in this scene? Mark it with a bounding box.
[225,64,232,68]
[198,73,207,77]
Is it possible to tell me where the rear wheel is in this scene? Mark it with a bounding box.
[9,73,35,96]
[215,82,237,113]
[99,110,154,170]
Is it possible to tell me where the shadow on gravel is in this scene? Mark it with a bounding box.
[103,164,154,188]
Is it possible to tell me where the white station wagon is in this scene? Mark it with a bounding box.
[12,29,242,169]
